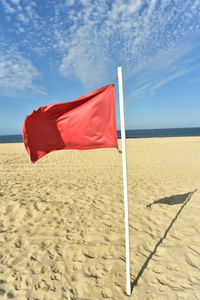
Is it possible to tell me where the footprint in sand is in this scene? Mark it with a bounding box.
[185,253,200,269]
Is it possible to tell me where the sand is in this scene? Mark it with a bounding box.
[0,137,200,300]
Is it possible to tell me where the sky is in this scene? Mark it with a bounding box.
[0,0,200,135]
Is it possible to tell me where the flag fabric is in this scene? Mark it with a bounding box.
[23,84,118,163]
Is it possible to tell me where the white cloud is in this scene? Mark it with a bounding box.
[10,0,20,5]
[6,15,11,21]
[126,84,150,104]
[80,0,91,6]
[52,0,200,90]
[1,0,200,94]
[64,0,74,6]
[25,5,34,19]
[17,13,29,24]
[1,0,15,13]
[152,70,193,91]
[0,46,46,94]
[60,46,112,87]
[126,38,200,102]
[1,0,41,35]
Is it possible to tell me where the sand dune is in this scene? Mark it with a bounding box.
[0,137,200,299]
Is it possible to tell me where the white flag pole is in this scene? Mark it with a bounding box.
[117,66,131,296]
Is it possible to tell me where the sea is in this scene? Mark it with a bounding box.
[0,127,200,143]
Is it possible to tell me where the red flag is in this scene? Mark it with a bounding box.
[23,84,118,163]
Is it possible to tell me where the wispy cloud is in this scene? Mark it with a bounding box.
[10,0,20,5]
[0,45,46,95]
[126,38,200,103]
[1,0,15,13]
[17,13,29,24]
[1,0,200,97]
[1,0,44,37]
[53,0,200,92]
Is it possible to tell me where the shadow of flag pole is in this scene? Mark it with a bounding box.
[117,66,131,296]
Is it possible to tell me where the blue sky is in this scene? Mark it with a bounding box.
[0,0,200,134]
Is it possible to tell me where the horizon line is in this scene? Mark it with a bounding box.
[1,126,200,136]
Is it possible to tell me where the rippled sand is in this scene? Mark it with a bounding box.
[0,137,200,299]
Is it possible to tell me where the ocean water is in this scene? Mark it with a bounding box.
[0,128,200,143]
[118,127,200,139]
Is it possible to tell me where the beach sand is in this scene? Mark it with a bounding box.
[0,137,200,300]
